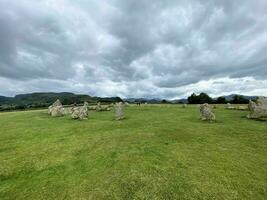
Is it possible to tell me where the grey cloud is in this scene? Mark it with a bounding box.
[0,0,267,98]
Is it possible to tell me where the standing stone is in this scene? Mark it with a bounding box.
[48,99,65,117]
[247,97,267,119]
[96,102,101,112]
[71,102,89,120]
[114,102,124,120]
[199,103,216,121]
[256,96,267,106]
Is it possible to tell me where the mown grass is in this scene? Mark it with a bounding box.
[0,105,266,200]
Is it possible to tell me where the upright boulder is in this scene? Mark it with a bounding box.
[114,102,124,120]
[96,102,102,112]
[71,102,89,120]
[247,97,267,119]
[199,103,216,121]
[48,99,65,117]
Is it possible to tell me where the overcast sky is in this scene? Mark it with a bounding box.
[0,0,267,99]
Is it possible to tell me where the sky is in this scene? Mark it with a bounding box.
[0,0,267,99]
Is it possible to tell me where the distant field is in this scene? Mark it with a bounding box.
[0,105,266,200]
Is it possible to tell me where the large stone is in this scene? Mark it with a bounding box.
[199,103,216,121]
[237,105,248,111]
[247,97,267,119]
[71,102,89,120]
[256,96,267,106]
[114,102,124,120]
[51,106,65,117]
[95,102,110,111]
[48,99,65,117]
[96,102,102,112]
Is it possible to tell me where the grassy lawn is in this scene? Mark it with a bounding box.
[0,105,266,200]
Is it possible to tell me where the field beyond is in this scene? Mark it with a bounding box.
[0,105,266,200]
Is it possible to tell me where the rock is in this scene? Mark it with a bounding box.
[51,106,65,117]
[237,105,248,111]
[114,102,124,120]
[96,102,101,112]
[257,96,267,106]
[199,103,216,121]
[71,102,89,120]
[225,103,235,110]
[95,102,110,111]
[48,99,65,117]
[247,97,267,119]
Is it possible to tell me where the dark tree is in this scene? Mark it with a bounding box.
[231,95,249,104]
[216,96,227,104]
[188,92,212,104]
[161,99,168,104]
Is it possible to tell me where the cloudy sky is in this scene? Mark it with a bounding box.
[0,0,267,99]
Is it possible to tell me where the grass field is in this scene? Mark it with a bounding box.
[0,105,266,200]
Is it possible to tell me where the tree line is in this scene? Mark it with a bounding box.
[187,93,249,104]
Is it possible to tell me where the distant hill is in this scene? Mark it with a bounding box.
[124,94,261,104]
[0,96,12,103]
[220,94,258,101]
[0,92,122,111]
[124,98,163,104]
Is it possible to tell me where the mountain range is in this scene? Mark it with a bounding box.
[0,92,261,108]
[124,94,259,104]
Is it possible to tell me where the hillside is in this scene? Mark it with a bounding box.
[0,92,122,111]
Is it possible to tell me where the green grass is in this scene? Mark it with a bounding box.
[0,105,266,200]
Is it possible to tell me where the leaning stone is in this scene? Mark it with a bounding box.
[51,106,65,117]
[247,97,267,119]
[199,103,216,121]
[48,99,65,117]
[114,102,124,120]
[52,99,62,107]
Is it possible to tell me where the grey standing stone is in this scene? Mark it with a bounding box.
[71,102,89,120]
[114,102,124,120]
[247,97,267,119]
[199,103,216,121]
[48,99,65,117]
[96,102,102,112]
